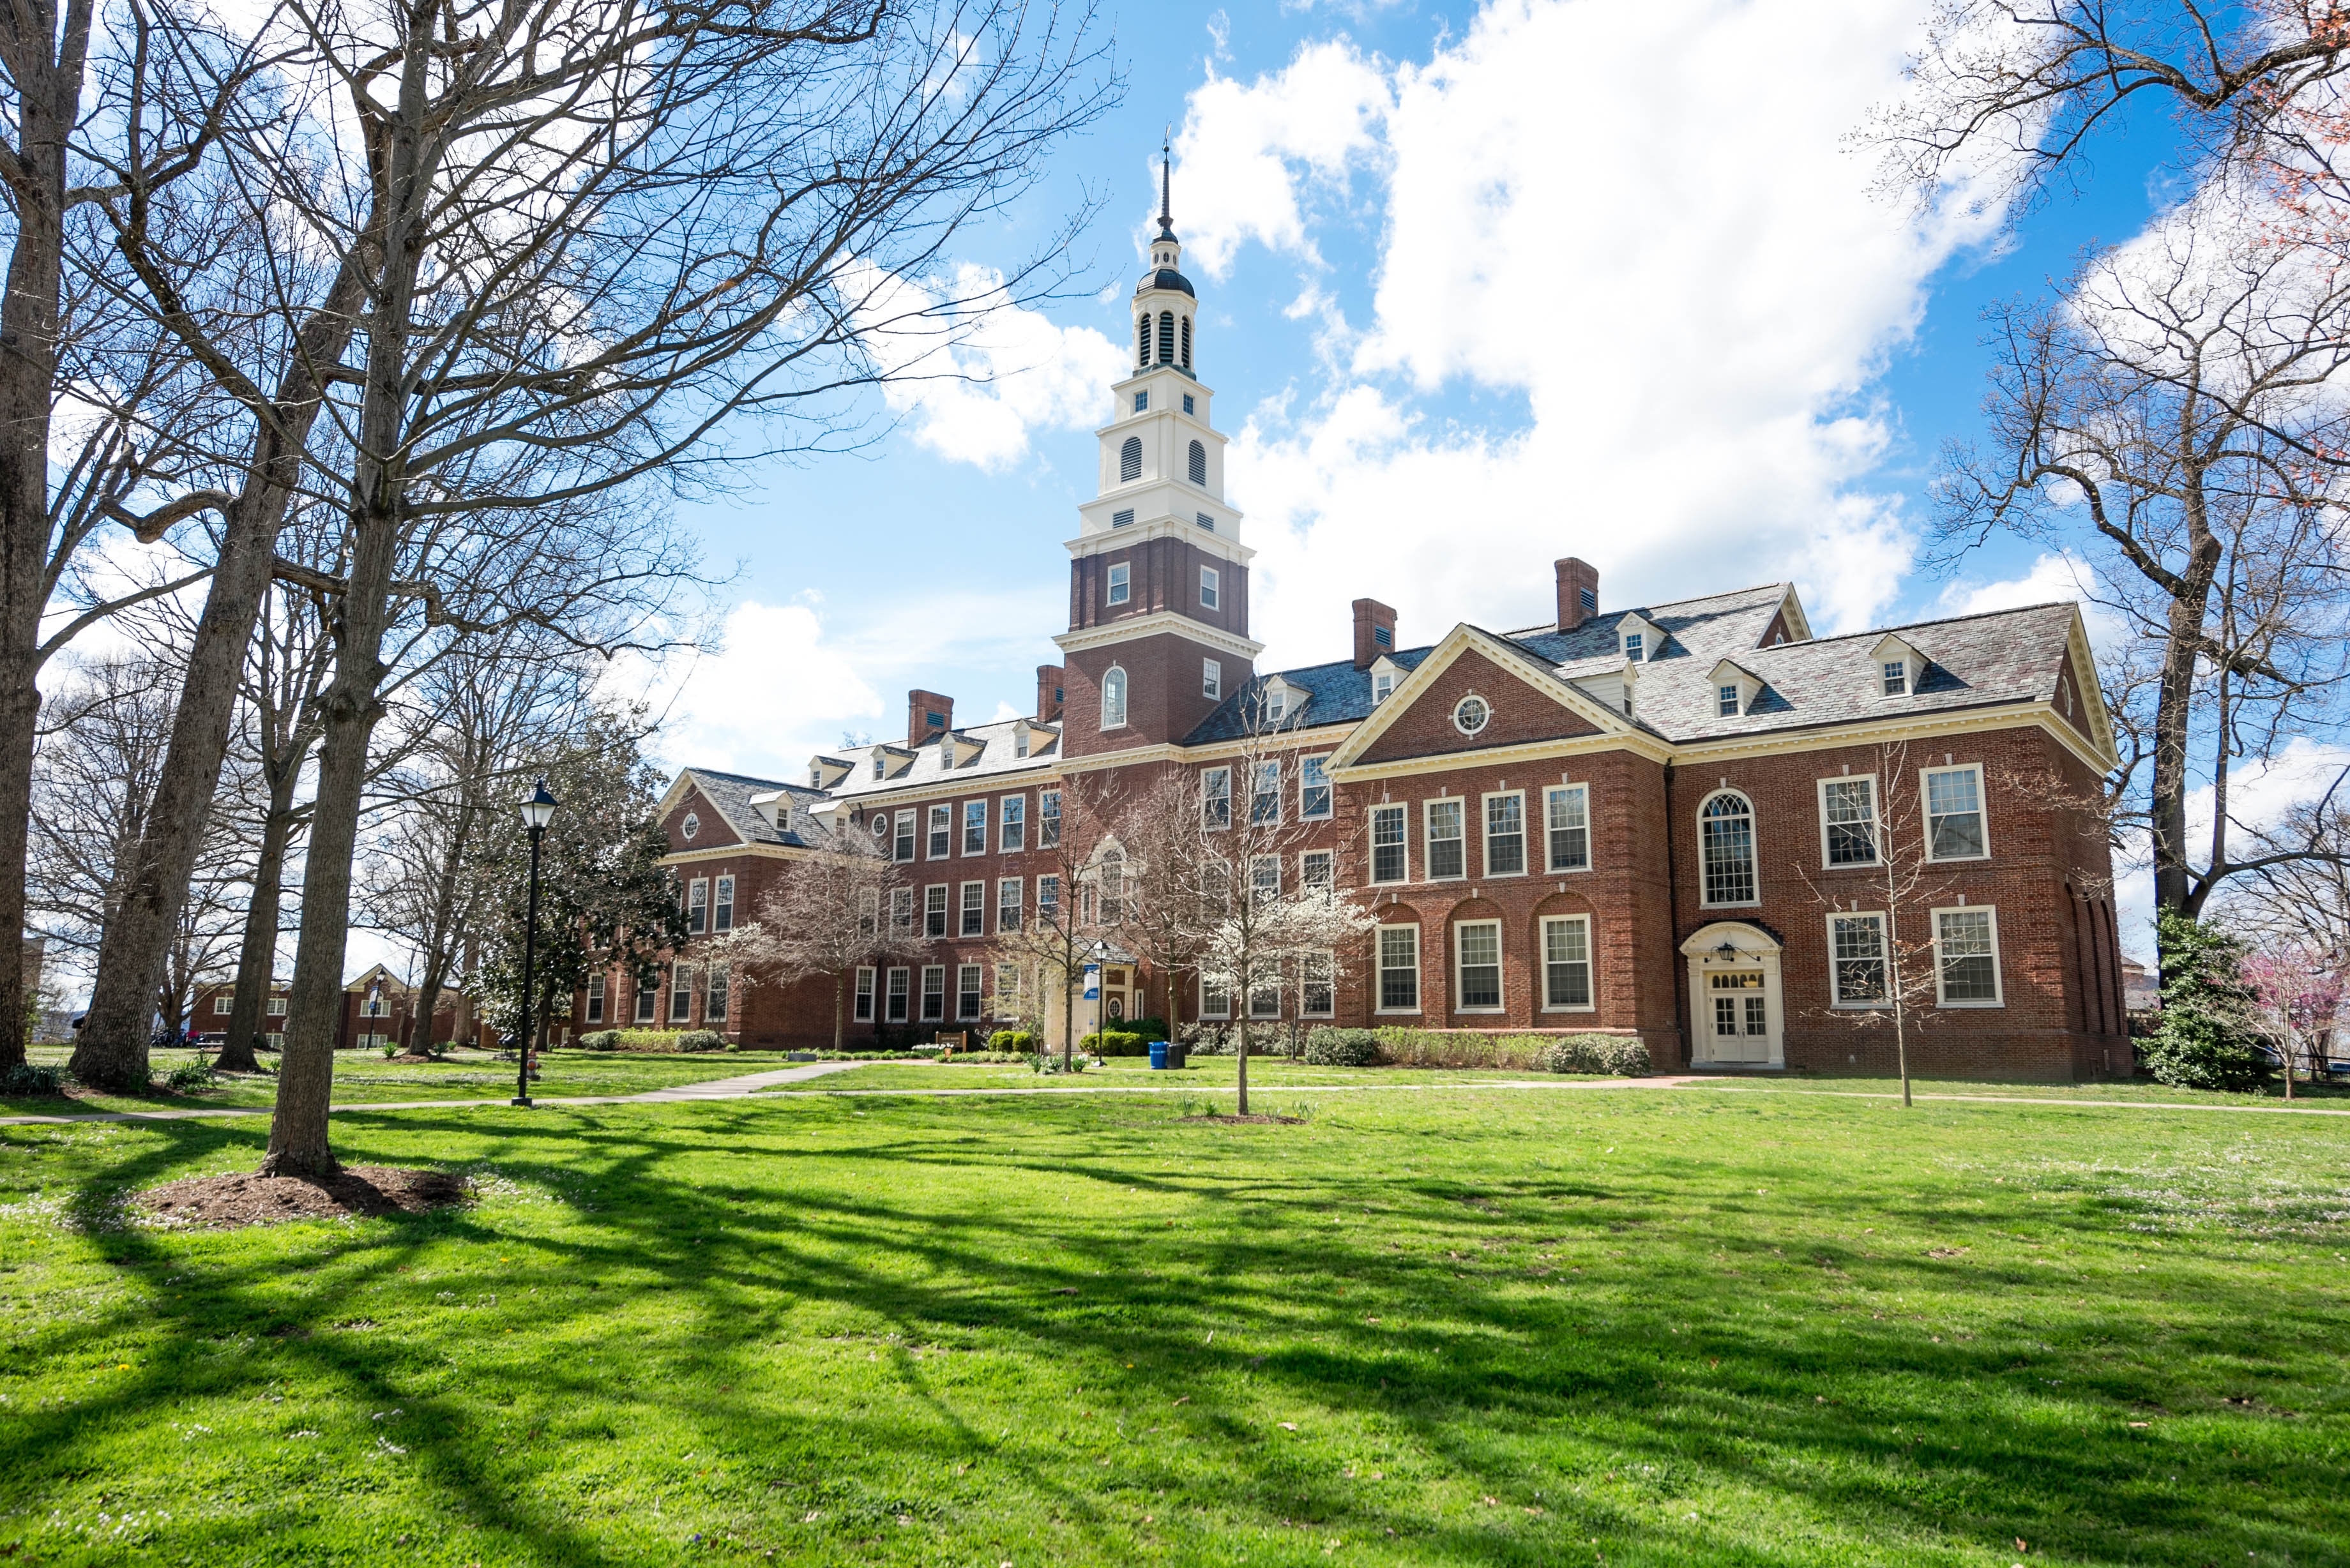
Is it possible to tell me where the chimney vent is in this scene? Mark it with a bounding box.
[1035,665,1065,723]
[1351,599,1397,669]
[907,689,953,750]
[1555,557,1600,633]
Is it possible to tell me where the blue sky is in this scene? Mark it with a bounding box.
[637,0,2193,783]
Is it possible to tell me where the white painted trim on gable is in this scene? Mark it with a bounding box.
[1325,622,1641,773]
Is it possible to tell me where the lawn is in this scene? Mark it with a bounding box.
[3,1084,2346,1565]
[3,1047,761,1119]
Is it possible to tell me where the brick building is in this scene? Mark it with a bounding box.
[590,172,2130,1079]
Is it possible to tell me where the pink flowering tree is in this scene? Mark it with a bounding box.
[2241,942,2349,1099]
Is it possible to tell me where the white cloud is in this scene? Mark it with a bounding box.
[1176,0,2005,668]
[851,260,1126,471]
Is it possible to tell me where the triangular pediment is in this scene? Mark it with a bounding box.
[1328,624,1639,771]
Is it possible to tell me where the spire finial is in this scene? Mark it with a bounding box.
[1158,128,1174,237]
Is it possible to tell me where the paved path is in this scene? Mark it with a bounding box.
[0,1059,865,1127]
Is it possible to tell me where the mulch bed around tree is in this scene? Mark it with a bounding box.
[1176,1113,1305,1125]
[135,1166,471,1229]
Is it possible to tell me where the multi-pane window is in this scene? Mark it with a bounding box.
[925,885,948,938]
[1882,660,1909,696]
[1299,756,1331,818]
[688,878,708,934]
[1249,979,1282,1019]
[214,995,232,1014]
[957,964,983,1021]
[1200,977,1231,1019]
[1711,972,1768,1039]
[1700,792,1758,906]
[1542,916,1593,1009]
[713,875,734,933]
[670,963,693,1022]
[1202,767,1232,829]
[1821,778,1879,866]
[1001,795,1025,851]
[1102,668,1127,727]
[893,813,914,862]
[1425,799,1465,880]
[1039,790,1061,847]
[1302,953,1335,1018]
[960,881,985,937]
[890,888,914,937]
[962,800,987,855]
[1924,765,1988,860]
[1936,908,2002,1004]
[854,967,876,1021]
[635,977,658,1022]
[1378,926,1420,1011]
[268,995,287,1016]
[928,803,952,859]
[1484,792,1526,877]
[1250,855,1281,906]
[1252,762,1281,825]
[706,964,729,1023]
[996,964,1022,1011]
[1301,849,1334,891]
[1830,914,1888,1005]
[1038,875,1059,921]
[1718,684,1740,717]
[1201,566,1220,610]
[998,878,1022,933]
[858,889,878,938]
[1455,921,1503,1011]
[1623,631,1644,663]
[1545,784,1589,872]
[1107,562,1131,605]
[1098,848,1127,922]
[1202,658,1221,700]
[1370,804,1408,884]
[886,968,910,1022]
[1372,671,1395,705]
[921,965,947,1021]
[586,974,605,1022]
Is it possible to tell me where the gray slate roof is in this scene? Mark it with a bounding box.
[824,715,1063,804]
[678,767,830,848]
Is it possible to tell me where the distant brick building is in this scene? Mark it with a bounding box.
[579,169,2130,1080]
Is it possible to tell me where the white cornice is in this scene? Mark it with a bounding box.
[1667,703,2109,774]
[1331,730,1674,783]
[1068,515,1254,566]
[1326,622,1641,771]
[1054,612,1264,662]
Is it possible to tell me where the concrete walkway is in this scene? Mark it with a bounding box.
[0,1058,866,1127]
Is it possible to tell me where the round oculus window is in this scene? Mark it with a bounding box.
[871,815,889,840]
[681,811,699,841]
[1452,695,1490,735]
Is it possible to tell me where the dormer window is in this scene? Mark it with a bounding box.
[810,766,821,787]
[1618,611,1663,663]
[871,757,883,780]
[1871,633,1927,698]
[1624,633,1644,663]
[1708,659,1763,718]
[1882,660,1907,696]
[1718,685,1739,717]
[1015,728,1029,758]
[1266,689,1287,721]
[1372,671,1395,704]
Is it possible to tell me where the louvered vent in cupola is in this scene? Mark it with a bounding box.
[1112,509,1135,527]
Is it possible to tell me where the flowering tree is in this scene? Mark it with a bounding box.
[2241,940,2348,1098]
[706,823,910,1053]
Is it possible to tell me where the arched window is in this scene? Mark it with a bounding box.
[1181,315,1192,368]
[1188,440,1206,486]
[1102,666,1128,728]
[1157,310,1175,364]
[1136,315,1150,367]
[1699,791,1758,907]
[1119,436,1142,483]
[1099,846,1127,922]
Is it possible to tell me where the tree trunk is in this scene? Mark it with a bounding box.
[2149,516,2223,957]
[72,253,368,1090]
[218,776,299,1073]
[1236,1014,1250,1117]
[833,973,845,1052]
[1061,965,1075,1071]
[0,0,95,1072]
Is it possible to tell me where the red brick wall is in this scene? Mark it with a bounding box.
[1063,632,1248,755]
[1358,647,1598,765]
[1068,536,1250,642]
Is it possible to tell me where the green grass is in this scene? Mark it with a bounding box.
[3,1047,755,1119]
[3,1085,2347,1565]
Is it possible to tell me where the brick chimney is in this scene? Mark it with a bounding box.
[1555,557,1600,633]
[907,689,953,749]
[1351,599,1397,669]
[1035,665,1065,722]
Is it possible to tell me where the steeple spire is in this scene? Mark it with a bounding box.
[1158,130,1174,237]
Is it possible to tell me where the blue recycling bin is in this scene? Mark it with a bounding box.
[1149,1040,1169,1071]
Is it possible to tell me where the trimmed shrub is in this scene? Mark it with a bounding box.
[1302,1027,1379,1067]
[1123,1016,1171,1043]
[3,1062,66,1096]
[580,1030,621,1051]
[675,1030,725,1053]
[1180,1023,1231,1055]
[1536,1034,1653,1076]
[1082,1030,1148,1057]
[1372,1027,1651,1074]
[987,1030,1036,1052]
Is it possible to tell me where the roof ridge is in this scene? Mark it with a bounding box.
[1792,599,2075,650]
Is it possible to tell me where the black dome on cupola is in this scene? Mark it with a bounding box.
[1136,266,1194,298]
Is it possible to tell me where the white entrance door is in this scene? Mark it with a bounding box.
[1706,969,1776,1064]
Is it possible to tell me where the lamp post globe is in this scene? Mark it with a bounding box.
[513,778,559,1107]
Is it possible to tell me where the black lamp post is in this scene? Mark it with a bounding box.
[513,778,559,1107]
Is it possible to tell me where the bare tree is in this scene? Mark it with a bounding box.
[1935,211,2350,939]
[707,824,910,1051]
[1105,769,1216,1025]
[993,778,1114,1069]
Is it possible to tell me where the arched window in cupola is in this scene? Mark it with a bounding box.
[1188,440,1206,486]
[1119,436,1142,483]
[1181,315,1192,369]
[1157,310,1175,365]
[1136,315,1150,368]
[1102,666,1128,729]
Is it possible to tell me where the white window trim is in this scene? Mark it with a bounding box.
[1696,788,1762,910]
[1368,802,1409,885]
[1932,903,2005,1007]
[1452,694,1491,735]
[1538,914,1596,1013]
[1105,561,1131,605]
[926,803,952,861]
[1200,565,1220,610]
[1250,760,1282,825]
[1920,764,1992,863]
[1423,795,1467,882]
[1000,794,1025,852]
[925,883,948,938]
[1825,910,1892,1009]
[688,877,709,932]
[957,963,984,1020]
[1371,670,1396,705]
[854,966,876,1021]
[1101,665,1128,730]
[920,964,948,1021]
[1301,951,1336,1018]
[885,967,911,1023]
[962,799,988,857]
[997,877,1022,932]
[1481,789,1529,880]
[1543,783,1591,874]
[1453,918,1506,1014]
[1300,848,1334,892]
[1815,773,1883,870]
[960,880,986,937]
[1202,765,1233,831]
[1199,976,1232,1020]
[1298,755,1333,820]
[1375,924,1420,1014]
[1202,658,1220,700]
[1249,854,1282,906]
